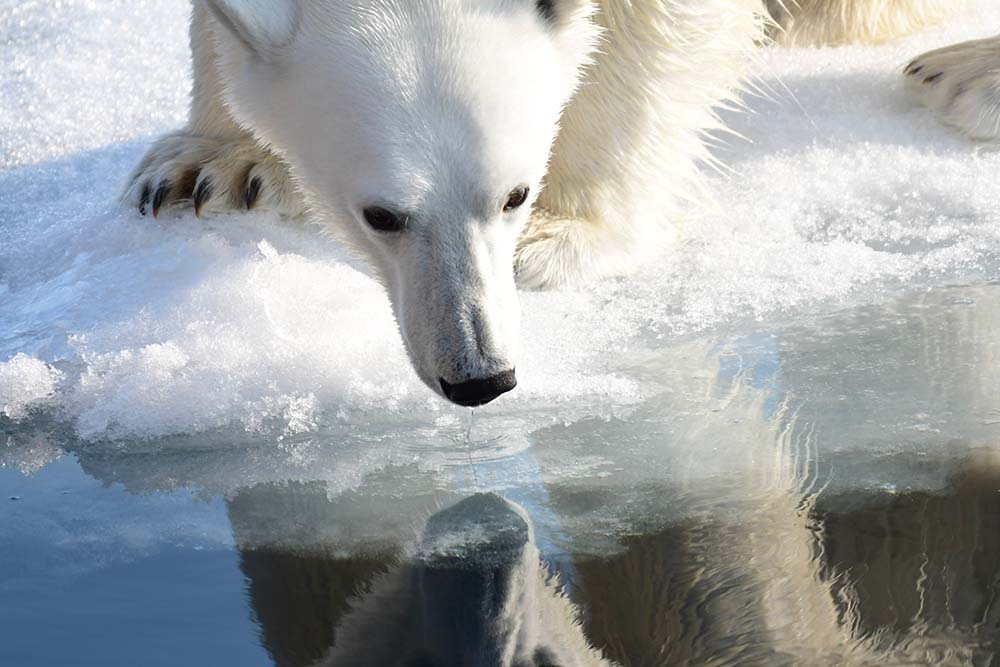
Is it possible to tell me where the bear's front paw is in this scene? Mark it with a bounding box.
[514,213,602,290]
[122,132,302,218]
[904,35,1000,141]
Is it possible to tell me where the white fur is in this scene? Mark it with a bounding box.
[519,0,763,288]
[150,0,600,397]
[124,0,975,400]
[203,0,298,55]
[904,34,1000,141]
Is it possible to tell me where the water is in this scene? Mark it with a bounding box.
[4,283,1000,665]
[5,0,1000,664]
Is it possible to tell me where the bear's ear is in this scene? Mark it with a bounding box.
[202,0,299,60]
[535,0,557,23]
[532,0,595,29]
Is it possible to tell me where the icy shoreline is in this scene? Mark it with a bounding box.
[3,0,1000,441]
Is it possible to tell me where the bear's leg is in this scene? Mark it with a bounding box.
[122,4,302,218]
[903,35,1000,141]
[765,0,966,47]
[514,209,637,289]
[526,0,763,287]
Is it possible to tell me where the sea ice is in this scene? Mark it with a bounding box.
[2,0,1000,444]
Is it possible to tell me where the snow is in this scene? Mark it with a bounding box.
[0,353,61,420]
[2,0,1000,446]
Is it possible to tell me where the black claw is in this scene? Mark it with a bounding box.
[152,181,171,218]
[138,181,152,216]
[923,72,943,84]
[245,176,262,211]
[193,178,213,217]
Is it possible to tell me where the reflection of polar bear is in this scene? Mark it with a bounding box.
[536,286,1000,665]
[122,1,979,405]
[228,488,614,666]
[316,493,613,666]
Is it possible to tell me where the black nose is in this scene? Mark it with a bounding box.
[439,369,517,407]
[420,493,530,567]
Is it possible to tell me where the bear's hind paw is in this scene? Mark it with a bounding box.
[904,35,1000,141]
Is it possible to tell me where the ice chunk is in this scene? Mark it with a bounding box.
[0,354,62,420]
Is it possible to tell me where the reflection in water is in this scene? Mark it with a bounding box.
[227,456,1000,666]
[230,483,400,667]
[571,454,1000,666]
[820,452,1000,664]
[5,285,1000,665]
[229,489,612,666]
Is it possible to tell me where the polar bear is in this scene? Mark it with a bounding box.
[124,0,990,406]
[764,0,1000,139]
[313,493,614,666]
[124,0,762,406]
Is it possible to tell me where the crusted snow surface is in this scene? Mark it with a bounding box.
[2,0,1000,447]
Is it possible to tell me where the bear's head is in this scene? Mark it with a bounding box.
[320,492,616,666]
[202,0,599,405]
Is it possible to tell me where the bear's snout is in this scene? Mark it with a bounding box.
[439,369,517,407]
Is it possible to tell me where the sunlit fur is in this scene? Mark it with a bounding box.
[175,0,598,396]
[517,0,763,288]
[765,0,966,46]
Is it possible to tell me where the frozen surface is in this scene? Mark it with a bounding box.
[3,0,1000,448]
[4,280,1000,664]
[0,353,61,419]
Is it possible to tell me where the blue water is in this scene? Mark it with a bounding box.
[4,283,1000,665]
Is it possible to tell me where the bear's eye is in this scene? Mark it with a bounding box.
[363,206,407,232]
[503,186,530,212]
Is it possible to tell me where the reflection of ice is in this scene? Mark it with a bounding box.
[0,456,235,587]
[778,285,1000,497]
[0,430,62,475]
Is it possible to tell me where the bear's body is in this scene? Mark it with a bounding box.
[129,0,764,288]
[126,0,994,404]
